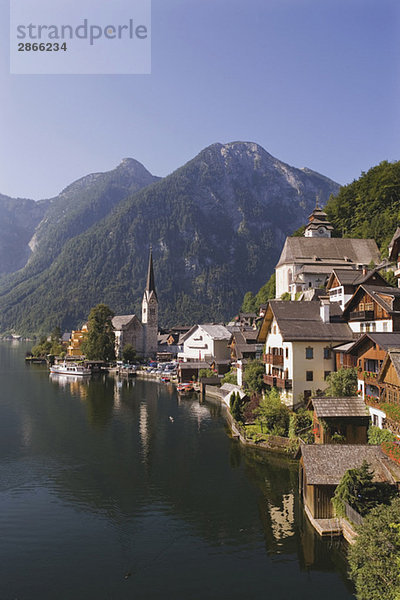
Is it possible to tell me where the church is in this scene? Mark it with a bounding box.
[275,204,381,299]
[112,248,158,358]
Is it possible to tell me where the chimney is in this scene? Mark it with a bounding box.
[320,299,330,323]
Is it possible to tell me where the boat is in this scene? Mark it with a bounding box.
[50,362,91,376]
[177,383,195,395]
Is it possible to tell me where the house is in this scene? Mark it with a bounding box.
[326,268,388,309]
[178,360,212,383]
[311,397,370,444]
[257,299,354,408]
[178,324,232,363]
[342,284,400,333]
[377,349,400,435]
[67,324,88,356]
[300,445,400,523]
[112,248,159,358]
[334,333,400,428]
[275,205,381,299]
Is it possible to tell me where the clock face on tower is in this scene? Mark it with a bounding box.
[318,227,325,235]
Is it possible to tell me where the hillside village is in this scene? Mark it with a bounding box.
[31,203,400,544]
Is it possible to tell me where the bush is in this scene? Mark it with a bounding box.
[242,394,261,423]
[243,360,264,394]
[332,460,396,518]
[288,409,313,439]
[348,497,400,600]
[199,368,216,379]
[222,368,237,384]
[255,388,290,436]
[368,425,396,445]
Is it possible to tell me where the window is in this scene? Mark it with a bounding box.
[383,322,388,332]
[323,347,331,359]
[305,347,313,359]
[273,326,276,334]
[324,371,331,380]
[285,347,289,359]
[359,302,365,311]
[150,308,155,316]
[306,371,313,381]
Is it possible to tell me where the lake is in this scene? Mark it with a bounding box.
[0,342,355,599]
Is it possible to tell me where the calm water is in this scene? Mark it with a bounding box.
[0,343,355,600]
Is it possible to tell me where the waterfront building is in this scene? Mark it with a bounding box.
[112,248,159,358]
[311,396,369,445]
[178,324,231,363]
[257,299,353,408]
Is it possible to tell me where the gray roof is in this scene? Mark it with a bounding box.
[362,285,400,313]
[387,349,400,380]
[269,300,353,342]
[276,237,380,268]
[333,341,356,353]
[301,445,400,485]
[178,361,211,370]
[349,333,400,354]
[112,315,140,330]
[312,397,369,418]
[182,324,231,342]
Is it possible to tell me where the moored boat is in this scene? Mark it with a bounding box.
[50,362,91,376]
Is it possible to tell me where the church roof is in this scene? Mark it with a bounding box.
[276,237,380,268]
[112,315,141,330]
[145,248,157,300]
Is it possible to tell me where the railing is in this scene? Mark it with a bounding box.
[345,503,364,527]
[263,374,292,389]
[364,395,382,409]
[349,310,374,321]
[263,353,283,366]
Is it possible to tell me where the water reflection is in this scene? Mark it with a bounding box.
[0,344,355,600]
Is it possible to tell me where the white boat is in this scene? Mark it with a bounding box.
[50,362,91,376]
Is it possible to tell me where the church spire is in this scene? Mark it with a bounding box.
[145,246,157,300]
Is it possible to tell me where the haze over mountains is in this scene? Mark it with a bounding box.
[0,142,340,335]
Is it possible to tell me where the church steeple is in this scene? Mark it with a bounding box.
[304,199,333,238]
[145,246,157,300]
[142,246,158,356]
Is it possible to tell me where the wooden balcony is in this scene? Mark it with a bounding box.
[349,310,374,321]
[263,353,283,366]
[364,395,382,410]
[263,374,292,389]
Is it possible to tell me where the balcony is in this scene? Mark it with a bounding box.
[263,353,284,366]
[263,374,292,389]
[349,310,374,321]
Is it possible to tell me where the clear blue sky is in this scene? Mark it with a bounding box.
[1,0,399,199]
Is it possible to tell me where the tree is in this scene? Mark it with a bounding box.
[332,460,396,518]
[122,344,136,364]
[222,368,237,385]
[243,360,264,394]
[348,497,400,600]
[325,367,358,396]
[81,303,115,362]
[199,368,216,379]
[230,392,243,423]
[255,388,290,436]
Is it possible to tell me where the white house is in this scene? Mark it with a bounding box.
[275,206,381,299]
[178,324,231,362]
[257,299,354,409]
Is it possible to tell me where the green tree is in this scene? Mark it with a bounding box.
[81,303,115,362]
[255,388,290,436]
[332,460,396,518]
[230,392,243,423]
[243,360,264,394]
[348,497,400,600]
[241,291,256,313]
[222,368,237,385]
[122,344,136,364]
[325,367,358,396]
[382,269,398,287]
[198,368,216,379]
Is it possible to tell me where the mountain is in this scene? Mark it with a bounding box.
[0,194,50,275]
[0,142,340,334]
